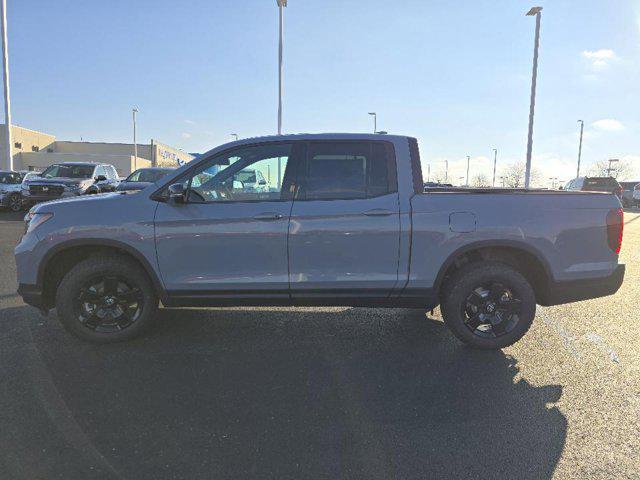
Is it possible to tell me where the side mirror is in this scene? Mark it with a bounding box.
[168,183,186,203]
[258,179,267,186]
[95,175,107,182]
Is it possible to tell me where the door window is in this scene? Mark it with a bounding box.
[94,166,106,178]
[184,143,294,203]
[299,142,397,200]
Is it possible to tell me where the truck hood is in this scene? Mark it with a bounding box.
[31,191,125,212]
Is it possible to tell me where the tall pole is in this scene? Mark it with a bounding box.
[427,164,430,182]
[444,159,448,183]
[231,133,239,141]
[465,155,470,186]
[492,148,498,187]
[1,0,11,171]
[277,0,286,135]
[132,108,138,171]
[576,120,584,177]
[368,112,377,134]
[524,7,543,189]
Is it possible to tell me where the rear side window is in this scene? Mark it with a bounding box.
[300,141,397,201]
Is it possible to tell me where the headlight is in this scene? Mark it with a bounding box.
[24,212,53,234]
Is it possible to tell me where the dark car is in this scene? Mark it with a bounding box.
[619,181,640,208]
[564,177,623,199]
[116,167,174,192]
[21,162,120,207]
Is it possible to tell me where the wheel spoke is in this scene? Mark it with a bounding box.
[501,298,522,315]
[79,289,101,303]
[103,277,119,295]
[117,288,142,305]
[466,313,483,330]
[491,318,509,336]
[489,283,506,302]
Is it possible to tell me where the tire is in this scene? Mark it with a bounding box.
[55,255,159,343]
[8,193,22,212]
[440,261,536,349]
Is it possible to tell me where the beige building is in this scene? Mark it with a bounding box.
[1,124,194,176]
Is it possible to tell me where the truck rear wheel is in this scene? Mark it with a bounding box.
[55,256,159,343]
[440,261,536,349]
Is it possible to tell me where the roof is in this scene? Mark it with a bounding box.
[197,132,408,162]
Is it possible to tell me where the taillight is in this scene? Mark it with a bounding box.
[606,208,624,254]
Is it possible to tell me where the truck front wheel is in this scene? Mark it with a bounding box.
[440,262,536,349]
[55,256,159,343]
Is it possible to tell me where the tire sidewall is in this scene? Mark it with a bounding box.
[441,262,537,349]
[55,256,158,343]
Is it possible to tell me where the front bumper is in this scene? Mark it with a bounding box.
[17,283,47,311]
[539,264,625,306]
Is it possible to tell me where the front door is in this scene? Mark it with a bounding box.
[288,140,401,300]
[155,142,299,300]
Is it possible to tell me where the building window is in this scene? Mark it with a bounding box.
[14,142,22,149]
[32,145,40,152]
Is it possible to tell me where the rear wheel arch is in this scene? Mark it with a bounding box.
[434,241,553,304]
[39,240,166,308]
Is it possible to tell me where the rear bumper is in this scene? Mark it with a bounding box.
[540,264,625,306]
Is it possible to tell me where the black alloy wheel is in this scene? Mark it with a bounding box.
[462,282,522,338]
[75,275,144,333]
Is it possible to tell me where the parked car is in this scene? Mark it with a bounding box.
[619,181,640,208]
[424,181,454,190]
[633,183,640,207]
[233,168,269,192]
[0,170,25,212]
[21,162,120,207]
[116,167,174,192]
[564,176,624,199]
[16,134,625,349]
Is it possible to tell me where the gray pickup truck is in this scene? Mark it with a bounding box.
[15,134,625,349]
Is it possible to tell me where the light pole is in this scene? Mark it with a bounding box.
[524,6,543,189]
[368,112,377,134]
[607,158,619,177]
[231,133,239,141]
[276,0,286,135]
[492,148,498,187]
[132,108,138,171]
[426,164,430,182]
[444,159,448,183]
[576,119,584,177]
[465,155,470,186]
[459,176,465,186]
[1,0,11,171]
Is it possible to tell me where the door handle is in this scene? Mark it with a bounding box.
[253,212,284,220]
[363,209,394,217]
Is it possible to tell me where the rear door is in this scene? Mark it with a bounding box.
[288,140,400,300]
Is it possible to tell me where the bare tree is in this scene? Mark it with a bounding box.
[588,159,635,180]
[430,169,448,184]
[471,173,490,187]
[501,163,541,188]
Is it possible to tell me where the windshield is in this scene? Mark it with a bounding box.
[0,172,22,184]
[41,164,95,179]
[126,169,171,183]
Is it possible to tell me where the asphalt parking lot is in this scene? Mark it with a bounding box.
[1,209,639,480]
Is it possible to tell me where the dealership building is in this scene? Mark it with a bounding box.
[0,124,194,176]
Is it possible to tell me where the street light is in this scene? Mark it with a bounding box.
[576,120,584,177]
[368,112,377,134]
[231,133,239,141]
[524,6,543,189]
[1,0,11,171]
[426,164,430,182]
[132,107,139,171]
[465,155,471,186]
[459,176,465,186]
[492,148,498,187]
[607,158,619,177]
[444,159,449,182]
[276,0,287,135]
